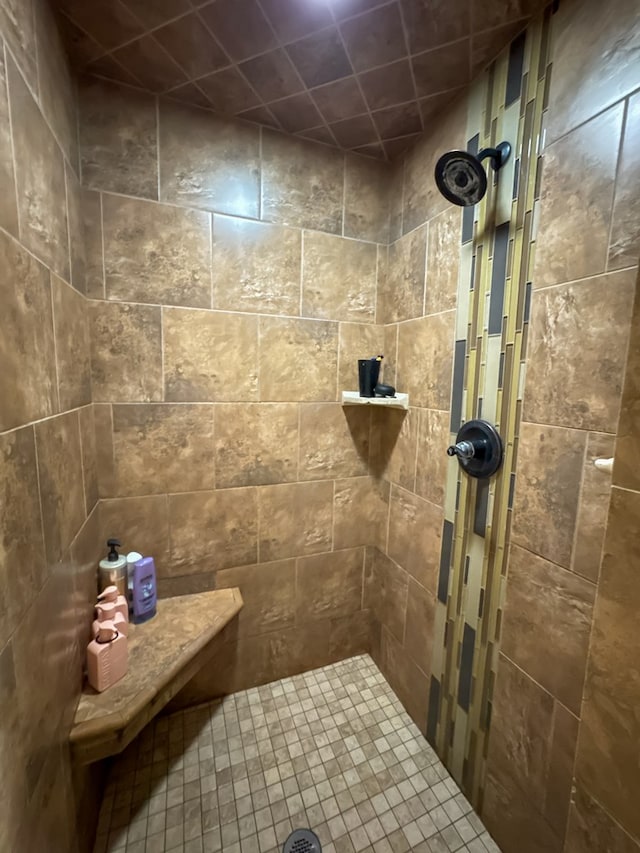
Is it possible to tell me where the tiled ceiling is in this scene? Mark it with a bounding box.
[52,0,545,160]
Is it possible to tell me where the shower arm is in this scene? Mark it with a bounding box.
[477,141,512,171]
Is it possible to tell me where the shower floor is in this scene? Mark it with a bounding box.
[93,655,499,853]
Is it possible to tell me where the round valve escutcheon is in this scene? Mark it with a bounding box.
[447,419,504,479]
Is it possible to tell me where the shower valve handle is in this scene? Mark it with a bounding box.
[447,439,485,460]
[446,420,504,479]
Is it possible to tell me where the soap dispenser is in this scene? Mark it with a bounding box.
[99,539,127,596]
[86,621,128,692]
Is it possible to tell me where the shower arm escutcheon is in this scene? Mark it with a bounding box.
[447,419,504,479]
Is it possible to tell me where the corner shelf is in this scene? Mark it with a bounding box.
[341,391,409,411]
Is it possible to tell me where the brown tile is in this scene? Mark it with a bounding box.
[103,194,212,307]
[419,88,465,128]
[471,21,526,78]
[380,225,427,323]
[545,703,580,840]
[344,154,391,243]
[298,403,370,480]
[609,92,640,270]
[94,403,115,498]
[512,423,586,568]
[8,56,69,280]
[169,488,258,575]
[364,548,408,643]
[426,207,461,314]
[35,411,85,565]
[90,301,163,403]
[259,317,338,402]
[328,609,372,659]
[340,4,406,73]
[311,77,368,125]
[372,102,423,141]
[0,634,26,852]
[122,0,191,29]
[80,190,104,300]
[358,59,415,112]
[614,270,640,492]
[396,312,455,409]
[168,80,221,112]
[214,403,299,487]
[262,129,344,233]
[79,77,158,199]
[382,322,398,384]
[236,104,280,129]
[239,49,304,103]
[565,786,640,853]
[258,481,333,561]
[268,92,324,133]
[212,216,301,316]
[55,0,143,51]
[0,48,17,236]
[373,407,418,490]
[260,0,333,41]
[415,409,449,507]
[572,432,615,583]
[79,406,99,515]
[286,27,353,89]
[412,40,471,99]
[217,560,297,636]
[330,114,377,149]
[302,232,377,323]
[110,404,215,496]
[387,486,443,591]
[65,167,87,295]
[337,321,385,393]
[534,106,622,288]
[84,53,143,89]
[502,544,595,714]
[163,309,258,402]
[383,132,422,161]
[333,477,389,551]
[404,579,436,676]
[111,34,187,91]
[159,99,260,218]
[70,507,101,648]
[297,124,336,146]
[0,0,38,92]
[0,427,46,649]
[524,269,635,431]
[402,0,470,53]
[53,9,101,65]
[378,626,430,731]
[52,275,91,411]
[297,548,364,621]
[153,13,229,79]
[157,571,216,599]
[199,0,276,61]
[99,495,170,574]
[0,231,56,431]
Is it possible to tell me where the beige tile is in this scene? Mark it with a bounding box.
[379,226,427,324]
[609,92,640,270]
[302,231,377,323]
[572,432,615,583]
[426,207,461,314]
[328,610,373,659]
[396,311,455,410]
[387,485,442,591]
[298,403,369,480]
[79,405,98,516]
[382,323,399,385]
[215,403,299,487]
[371,407,417,490]
[333,477,389,551]
[52,275,91,411]
[103,194,212,308]
[565,786,640,853]
[259,317,338,402]
[0,47,17,235]
[99,495,170,576]
[159,99,260,218]
[90,301,163,403]
[337,322,385,393]
[378,626,430,731]
[364,548,408,644]
[415,409,449,507]
[81,189,104,299]
[297,548,364,621]
[343,153,391,243]
[212,215,301,315]
[404,579,436,676]
[217,560,297,636]
[258,481,333,561]
[163,309,258,402]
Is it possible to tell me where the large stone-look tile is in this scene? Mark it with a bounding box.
[534,106,623,289]
[378,626,430,731]
[302,231,377,323]
[0,639,27,853]
[215,403,299,487]
[0,427,46,650]
[103,194,212,308]
[572,432,615,582]
[259,317,338,402]
[297,548,364,621]
[217,560,297,636]
[52,275,91,411]
[8,55,69,280]
[615,270,640,492]
[379,226,427,324]
[65,166,87,295]
[364,548,408,644]
[0,230,56,431]
[35,411,85,566]
[159,100,260,219]
[94,403,115,499]
[328,609,373,659]
[169,488,258,575]
[426,206,461,314]
[512,422,586,568]
[81,189,104,299]
[404,579,436,676]
[79,77,158,198]
[0,47,17,235]
[79,406,98,515]
[262,129,344,234]
[546,703,581,840]
[387,485,443,591]
[90,301,163,403]
[333,477,389,551]
[575,486,640,840]
[344,153,391,243]
[99,495,170,576]
[212,216,301,316]
[396,312,455,409]
[502,544,595,714]
[371,407,417,490]
[609,92,640,270]
[298,403,369,480]
[0,0,36,92]
[545,0,640,144]
[163,309,258,402]
[565,786,640,853]
[258,481,333,561]
[524,270,635,431]
[337,321,385,393]
[110,404,215,496]
[415,408,449,507]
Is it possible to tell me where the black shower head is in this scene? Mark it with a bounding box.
[434,141,511,207]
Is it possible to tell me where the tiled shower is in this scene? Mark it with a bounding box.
[1,0,639,851]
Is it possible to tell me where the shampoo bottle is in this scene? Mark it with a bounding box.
[93,601,128,638]
[86,621,128,692]
[99,539,127,596]
[97,585,129,622]
[132,556,157,624]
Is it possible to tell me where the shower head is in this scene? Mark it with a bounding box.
[434,141,511,207]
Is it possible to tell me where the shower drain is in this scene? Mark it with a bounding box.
[282,828,322,853]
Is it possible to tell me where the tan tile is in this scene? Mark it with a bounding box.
[0,230,56,431]
[169,488,258,575]
[79,77,158,198]
[212,216,301,315]
[215,403,299,487]
[565,786,640,853]
[387,485,442,591]
[0,0,37,92]
[364,548,408,643]
[371,407,417,490]
[328,610,373,660]
[157,571,216,599]
[70,507,102,646]
[262,129,344,234]
[8,55,69,280]
[512,423,586,568]
[524,270,635,431]
[0,47,17,235]
[534,106,622,288]
[259,317,338,402]
[258,481,333,561]
[217,560,297,636]
[159,99,260,219]
[609,92,640,270]
[0,427,46,649]
[79,405,99,515]
[404,579,436,676]
[52,275,91,411]
[90,301,163,403]
[103,194,212,308]
[35,411,85,566]
[298,403,369,480]
[302,232,377,324]
[297,548,364,622]
[337,322,385,393]
[163,309,258,402]
[378,627,430,732]
[382,323,398,386]
[333,477,389,551]
[81,189,104,300]
[110,404,215,496]
[415,409,449,507]
[502,544,595,714]
[614,269,640,492]
[99,495,170,576]
[572,432,615,583]
[426,207,460,314]
[65,166,87,294]
[379,226,427,324]
[344,154,391,243]
[396,312,455,409]
[94,403,115,498]
[545,703,580,840]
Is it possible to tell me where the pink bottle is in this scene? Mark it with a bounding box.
[86,621,128,692]
[98,585,129,622]
[93,601,128,638]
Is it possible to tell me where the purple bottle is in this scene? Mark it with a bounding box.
[132,557,157,624]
